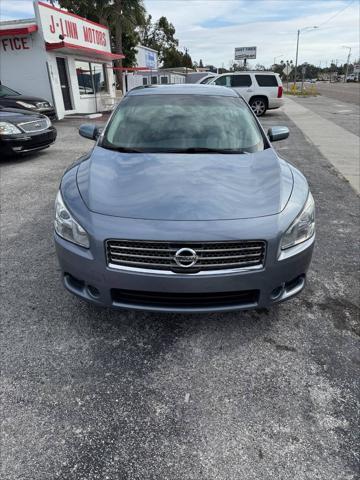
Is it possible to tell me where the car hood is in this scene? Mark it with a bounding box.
[1,95,49,103]
[76,146,293,221]
[0,107,45,123]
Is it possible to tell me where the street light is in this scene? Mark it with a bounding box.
[294,26,318,85]
[273,54,284,66]
[342,45,352,82]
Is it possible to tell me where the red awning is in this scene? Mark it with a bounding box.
[45,41,125,60]
[0,24,38,36]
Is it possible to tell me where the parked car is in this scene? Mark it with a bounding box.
[185,72,216,84]
[346,74,357,82]
[0,84,56,119]
[0,106,56,156]
[54,84,315,313]
[207,71,283,116]
[196,74,217,84]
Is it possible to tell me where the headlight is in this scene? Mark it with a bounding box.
[44,116,52,127]
[54,191,90,248]
[16,101,36,109]
[281,192,315,250]
[36,101,52,109]
[0,122,22,135]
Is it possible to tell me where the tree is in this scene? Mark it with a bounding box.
[56,0,146,85]
[199,59,204,68]
[139,15,178,63]
[139,14,192,67]
[162,48,193,69]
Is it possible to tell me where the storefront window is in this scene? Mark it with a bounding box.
[75,60,108,95]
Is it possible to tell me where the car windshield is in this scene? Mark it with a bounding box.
[200,76,215,84]
[0,85,20,97]
[102,93,264,153]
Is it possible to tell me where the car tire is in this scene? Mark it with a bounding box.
[250,97,267,116]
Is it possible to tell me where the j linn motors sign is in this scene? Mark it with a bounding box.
[37,1,111,52]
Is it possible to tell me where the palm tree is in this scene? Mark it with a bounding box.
[112,0,146,85]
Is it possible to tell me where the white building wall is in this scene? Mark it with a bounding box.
[46,52,116,119]
[0,30,53,103]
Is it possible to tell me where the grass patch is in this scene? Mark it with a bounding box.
[284,85,318,97]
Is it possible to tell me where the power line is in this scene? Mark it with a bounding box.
[317,0,356,28]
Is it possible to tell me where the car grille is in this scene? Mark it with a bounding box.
[106,240,266,273]
[111,288,259,309]
[18,118,48,133]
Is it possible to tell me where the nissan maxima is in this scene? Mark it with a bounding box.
[54,84,315,312]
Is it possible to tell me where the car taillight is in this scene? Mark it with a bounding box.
[278,86,283,98]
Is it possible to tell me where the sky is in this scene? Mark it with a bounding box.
[1,0,359,68]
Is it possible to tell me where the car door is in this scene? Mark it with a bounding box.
[230,74,253,102]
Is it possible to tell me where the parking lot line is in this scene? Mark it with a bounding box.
[283,97,360,193]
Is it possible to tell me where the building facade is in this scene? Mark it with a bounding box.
[0,1,123,119]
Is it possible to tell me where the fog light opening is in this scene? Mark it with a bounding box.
[285,275,305,293]
[87,285,100,298]
[65,273,84,292]
[271,284,285,300]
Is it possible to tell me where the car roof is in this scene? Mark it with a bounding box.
[215,71,279,76]
[127,84,239,97]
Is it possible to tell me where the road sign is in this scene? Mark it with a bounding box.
[283,64,293,76]
[235,46,256,60]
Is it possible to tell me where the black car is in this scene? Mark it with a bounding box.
[0,84,56,119]
[0,107,57,156]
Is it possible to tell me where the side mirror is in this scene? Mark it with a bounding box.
[268,126,289,142]
[79,124,100,140]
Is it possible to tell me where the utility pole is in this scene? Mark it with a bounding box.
[294,29,300,86]
[294,25,318,86]
[184,47,189,77]
[343,46,351,82]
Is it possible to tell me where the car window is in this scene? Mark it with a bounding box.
[0,85,20,97]
[103,94,264,153]
[200,76,215,84]
[213,75,231,86]
[231,75,252,87]
[255,75,278,87]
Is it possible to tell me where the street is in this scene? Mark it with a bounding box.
[315,81,360,105]
[1,96,359,480]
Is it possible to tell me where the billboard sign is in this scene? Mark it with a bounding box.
[145,50,156,69]
[235,46,256,60]
[36,1,111,53]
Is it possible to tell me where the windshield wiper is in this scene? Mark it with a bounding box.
[173,147,246,154]
[101,145,144,153]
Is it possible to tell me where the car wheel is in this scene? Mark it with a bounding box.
[250,98,267,116]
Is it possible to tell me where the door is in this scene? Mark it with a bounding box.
[230,74,253,102]
[56,57,73,111]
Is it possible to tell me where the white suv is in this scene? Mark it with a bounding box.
[208,71,283,116]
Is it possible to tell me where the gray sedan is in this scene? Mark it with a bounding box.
[54,84,315,312]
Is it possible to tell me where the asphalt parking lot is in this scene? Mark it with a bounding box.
[1,100,359,479]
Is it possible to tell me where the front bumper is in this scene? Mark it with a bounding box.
[55,232,314,313]
[37,108,57,120]
[0,127,57,155]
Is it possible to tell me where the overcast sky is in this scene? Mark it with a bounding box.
[1,0,359,67]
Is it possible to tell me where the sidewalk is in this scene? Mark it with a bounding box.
[282,96,360,193]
